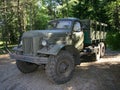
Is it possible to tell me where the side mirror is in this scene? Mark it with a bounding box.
[73,22,81,32]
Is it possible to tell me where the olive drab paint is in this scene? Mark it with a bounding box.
[10,18,107,84]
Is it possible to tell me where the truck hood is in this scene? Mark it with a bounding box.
[22,29,71,44]
[22,29,70,38]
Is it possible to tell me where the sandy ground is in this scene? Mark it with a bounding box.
[0,49,120,90]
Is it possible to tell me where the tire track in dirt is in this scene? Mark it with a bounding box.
[0,50,120,90]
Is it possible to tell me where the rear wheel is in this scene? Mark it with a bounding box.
[46,51,75,84]
[90,44,100,61]
[100,42,105,57]
[16,60,39,73]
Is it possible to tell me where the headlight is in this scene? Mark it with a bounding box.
[42,40,47,46]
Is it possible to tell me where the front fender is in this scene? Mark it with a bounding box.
[37,44,65,55]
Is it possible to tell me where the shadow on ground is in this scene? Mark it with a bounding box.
[0,49,120,90]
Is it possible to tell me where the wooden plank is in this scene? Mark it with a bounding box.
[80,19,107,45]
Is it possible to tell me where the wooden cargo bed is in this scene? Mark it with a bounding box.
[80,19,107,46]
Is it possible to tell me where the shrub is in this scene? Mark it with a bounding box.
[106,31,120,50]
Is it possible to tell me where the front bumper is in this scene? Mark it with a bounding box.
[9,53,48,65]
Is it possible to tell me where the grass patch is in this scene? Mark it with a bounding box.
[0,44,17,55]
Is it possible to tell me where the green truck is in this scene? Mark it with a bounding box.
[10,18,107,84]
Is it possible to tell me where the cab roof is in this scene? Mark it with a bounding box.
[50,17,80,22]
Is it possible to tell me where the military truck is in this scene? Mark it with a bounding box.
[10,18,107,84]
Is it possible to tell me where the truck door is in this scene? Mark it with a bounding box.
[72,21,84,50]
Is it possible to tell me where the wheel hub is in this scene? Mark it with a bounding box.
[59,62,68,73]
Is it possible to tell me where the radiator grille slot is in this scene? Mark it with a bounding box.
[23,37,33,55]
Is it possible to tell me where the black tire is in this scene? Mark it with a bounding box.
[90,44,100,61]
[46,51,75,84]
[100,42,105,57]
[16,60,39,73]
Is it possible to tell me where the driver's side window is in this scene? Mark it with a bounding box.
[73,22,81,31]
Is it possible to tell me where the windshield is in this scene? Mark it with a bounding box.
[47,20,72,30]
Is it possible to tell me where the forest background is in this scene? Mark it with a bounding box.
[0,0,120,54]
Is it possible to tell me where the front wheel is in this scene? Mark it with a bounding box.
[16,60,39,73]
[46,51,75,84]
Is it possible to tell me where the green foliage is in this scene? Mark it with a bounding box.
[0,44,16,55]
[106,31,120,50]
[0,0,120,49]
[33,14,50,30]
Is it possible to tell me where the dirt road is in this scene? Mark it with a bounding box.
[0,49,120,90]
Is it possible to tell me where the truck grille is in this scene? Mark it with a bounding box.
[23,37,33,55]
